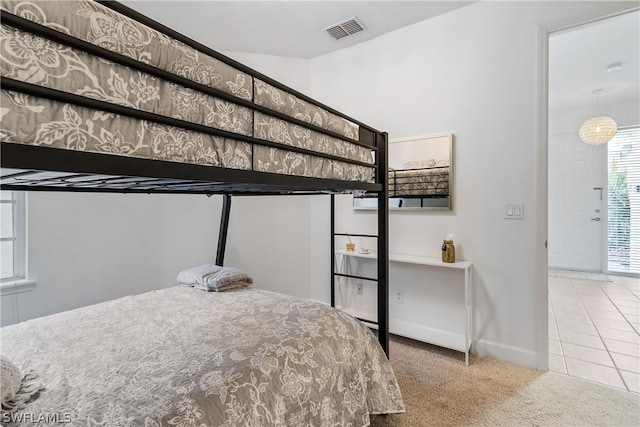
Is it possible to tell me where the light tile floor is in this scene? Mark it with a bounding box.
[549,274,640,393]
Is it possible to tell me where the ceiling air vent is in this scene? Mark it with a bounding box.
[324,17,365,41]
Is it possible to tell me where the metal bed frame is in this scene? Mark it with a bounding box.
[0,0,390,355]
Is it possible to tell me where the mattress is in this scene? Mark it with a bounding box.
[0,0,374,182]
[389,167,449,197]
[0,286,404,426]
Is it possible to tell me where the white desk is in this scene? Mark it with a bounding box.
[336,249,473,365]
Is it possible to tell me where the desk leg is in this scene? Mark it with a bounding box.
[465,266,472,366]
[337,254,345,308]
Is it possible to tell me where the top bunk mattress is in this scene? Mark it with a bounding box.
[0,0,377,186]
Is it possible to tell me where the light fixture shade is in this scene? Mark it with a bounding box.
[579,116,618,145]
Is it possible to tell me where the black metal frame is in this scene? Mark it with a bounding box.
[0,0,390,356]
[329,132,389,356]
[1,144,379,195]
[216,195,232,266]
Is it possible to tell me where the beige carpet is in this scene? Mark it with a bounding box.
[371,336,640,427]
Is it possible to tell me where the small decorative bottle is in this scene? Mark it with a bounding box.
[442,240,456,263]
[346,235,355,252]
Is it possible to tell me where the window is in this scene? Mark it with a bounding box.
[1,191,26,282]
[608,127,640,275]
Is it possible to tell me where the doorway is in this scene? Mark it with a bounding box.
[547,11,640,392]
[548,11,639,276]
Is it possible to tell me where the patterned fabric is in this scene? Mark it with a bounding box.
[0,0,253,100]
[254,112,372,165]
[0,90,253,169]
[0,25,254,137]
[389,167,450,197]
[253,146,373,182]
[254,79,359,140]
[0,0,373,183]
[0,287,405,426]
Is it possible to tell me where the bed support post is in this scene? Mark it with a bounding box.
[216,194,232,266]
[377,132,390,357]
[330,194,336,308]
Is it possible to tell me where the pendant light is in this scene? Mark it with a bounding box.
[579,89,617,145]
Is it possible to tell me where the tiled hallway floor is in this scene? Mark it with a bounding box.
[549,274,640,393]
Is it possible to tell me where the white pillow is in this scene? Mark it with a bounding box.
[1,355,22,409]
[1,355,41,414]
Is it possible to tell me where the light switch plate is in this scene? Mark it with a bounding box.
[505,203,524,220]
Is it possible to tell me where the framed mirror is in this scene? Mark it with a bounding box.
[354,133,454,211]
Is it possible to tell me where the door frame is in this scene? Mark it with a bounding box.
[536,5,640,372]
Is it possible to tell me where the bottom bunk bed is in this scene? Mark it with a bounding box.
[1,285,404,426]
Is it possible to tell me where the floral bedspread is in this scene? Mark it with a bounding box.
[1,287,404,426]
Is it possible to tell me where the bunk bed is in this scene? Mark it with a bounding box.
[0,1,401,425]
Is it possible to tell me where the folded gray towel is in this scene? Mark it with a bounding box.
[177,265,253,292]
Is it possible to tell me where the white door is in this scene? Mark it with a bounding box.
[548,132,606,272]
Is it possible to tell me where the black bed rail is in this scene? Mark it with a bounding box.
[334,272,378,282]
[334,233,380,238]
[0,144,382,195]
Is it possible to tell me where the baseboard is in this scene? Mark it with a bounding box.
[314,300,541,370]
[473,338,539,370]
[389,319,467,353]
[335,307,468,354]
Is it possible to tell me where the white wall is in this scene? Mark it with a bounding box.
[222,196,312,299]
[310,2,640,367]
[302,1,636,368]
[222,1,636,369]
[1,192,221,326]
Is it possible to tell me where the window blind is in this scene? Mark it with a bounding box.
[0,191,17,280]
[608,127,640,275]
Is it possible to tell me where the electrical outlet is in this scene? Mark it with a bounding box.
[356,283,363,296]
[395,291,403,304]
